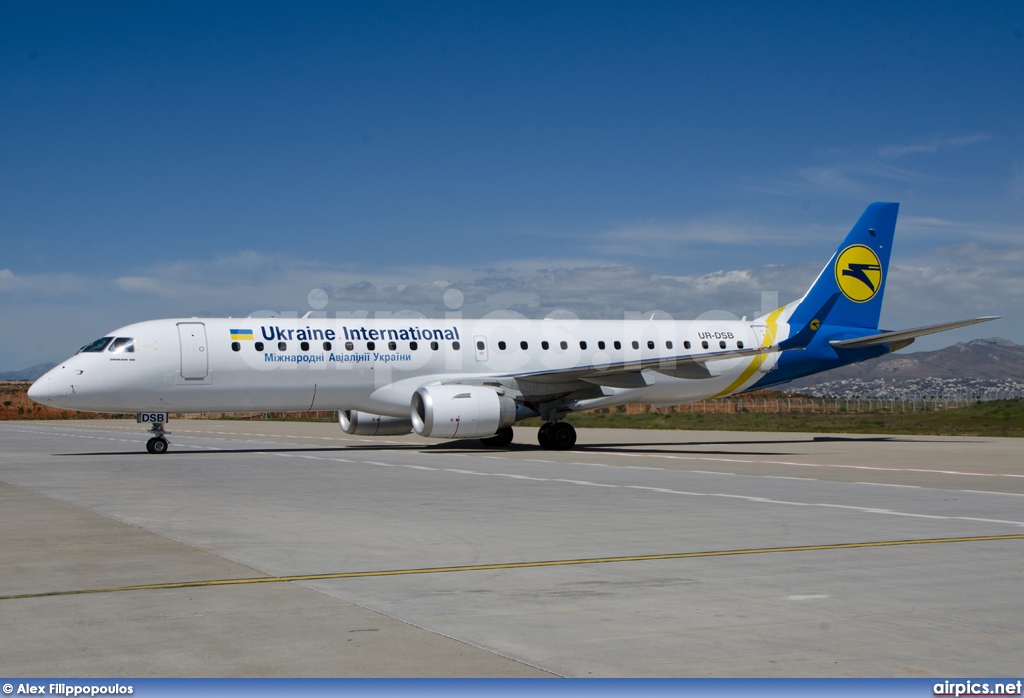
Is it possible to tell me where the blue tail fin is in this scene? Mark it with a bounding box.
[787,202,899,330]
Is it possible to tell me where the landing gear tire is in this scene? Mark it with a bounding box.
[537,422,553,449]
[538,422,576,450]
[480,426,514,448]
[146,436,169,454]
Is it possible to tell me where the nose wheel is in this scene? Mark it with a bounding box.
[145,421,171,454]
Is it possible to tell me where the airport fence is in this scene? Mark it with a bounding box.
[615,395,983,416]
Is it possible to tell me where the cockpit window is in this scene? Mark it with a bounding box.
[108,337,135,353]
[79,337,113,353]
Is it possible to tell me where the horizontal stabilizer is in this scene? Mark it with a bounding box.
[828,316,1000,349]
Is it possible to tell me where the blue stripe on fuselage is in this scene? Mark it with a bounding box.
[746,329,888,392]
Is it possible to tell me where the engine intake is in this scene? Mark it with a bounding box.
[411,385,517,439]
[339,410,413,436]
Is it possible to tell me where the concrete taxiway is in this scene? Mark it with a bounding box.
[1,419,1022,677]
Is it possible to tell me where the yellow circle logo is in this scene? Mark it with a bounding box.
[809,319,820,331]
[835,245,882,303]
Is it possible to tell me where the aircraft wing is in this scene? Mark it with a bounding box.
[828,316,1000,350]
[510,342,777,386]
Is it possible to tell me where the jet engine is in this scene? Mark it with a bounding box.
[411,385,517,439]
[339,410,413,436]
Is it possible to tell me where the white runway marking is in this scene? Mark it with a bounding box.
[251,447,1024,529]
[4,425,1023,528]
[583,450,1024,479]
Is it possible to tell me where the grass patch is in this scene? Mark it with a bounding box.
[520,399,1024,438]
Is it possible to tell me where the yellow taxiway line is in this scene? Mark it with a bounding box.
[4,533,1023,601]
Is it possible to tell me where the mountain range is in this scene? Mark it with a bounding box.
[784,338,1024,386]
[0,363,59,381]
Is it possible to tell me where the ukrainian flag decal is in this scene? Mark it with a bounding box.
[230,329,254,341]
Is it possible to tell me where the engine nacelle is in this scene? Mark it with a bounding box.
[411,385,517,439]
[339,410,413,436]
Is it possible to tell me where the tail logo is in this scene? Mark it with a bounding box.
[835,245,882,303]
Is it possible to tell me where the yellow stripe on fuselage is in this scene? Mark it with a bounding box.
[712,305,786,398]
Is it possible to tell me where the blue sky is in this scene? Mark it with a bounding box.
[1,1,1022,369]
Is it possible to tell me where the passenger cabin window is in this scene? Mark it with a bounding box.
[684,341,691,349]
[476,340,485,351]
[666,341,673,349]
[737,341,744,349]
[430,341,439,350]
[410,341,418,350]
[701,341,709,349]
[598,341,605,350]
[541,341,549,350]
[278,342,287,351]
[452,341,460,350]
[79,337,113,353]
[560,341,568,350]
[647,340,655,350]
[631,341,639,350]
[300,341,310,352]
[345,341,354,351]
[231,342,241,352]
[388,341,397,351]
[367,341,376,350]
[255,341,265,351]
[520,341,528,350]
[614,341,621,350]
[498,341,506,351]
[580,341,587,350]
[324,341,332,351]
[108,337,135,353]
[719,340,727,349]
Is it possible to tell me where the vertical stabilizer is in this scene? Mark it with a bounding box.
[786,202,899,330]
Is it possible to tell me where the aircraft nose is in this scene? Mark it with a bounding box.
[27,376,49,403]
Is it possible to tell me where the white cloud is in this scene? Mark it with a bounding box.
[591,218,811,259]
[0,268,100,297]
[2,238,1019,370]
[878,133,992,158]
[747,159,952,201]
[739,133,995,203]
[928,242,1024,265]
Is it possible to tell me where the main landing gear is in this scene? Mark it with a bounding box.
[477,422,577,450]
[146,422,171,454]
[480,426,515,448]
[537,421,576,450]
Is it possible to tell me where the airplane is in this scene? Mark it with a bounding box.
[28,202,997,454]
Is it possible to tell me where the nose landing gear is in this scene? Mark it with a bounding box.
[145,422,171,454]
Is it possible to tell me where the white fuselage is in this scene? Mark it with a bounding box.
[29,315,786,416]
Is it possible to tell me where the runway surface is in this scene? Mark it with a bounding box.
[1,419,1022,677]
